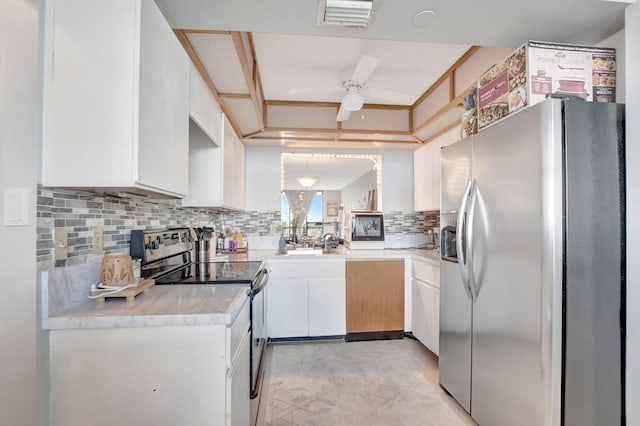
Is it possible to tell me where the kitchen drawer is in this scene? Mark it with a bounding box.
[227,295,250,367]
[412,258,439,288]
[268,259,345,279]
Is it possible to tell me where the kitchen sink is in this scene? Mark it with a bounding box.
[283,247,346,256]
[285,248,323,256]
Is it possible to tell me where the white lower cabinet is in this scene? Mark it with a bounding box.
[49,297,251,426]
[269,278,309,338]
[268,259,346,338]
[308,278,347,336]
[411,258,440,355]
[227,327,251,426]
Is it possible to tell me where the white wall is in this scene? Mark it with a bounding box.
[0,0,42,424]
[245,147,414,213]
[322,190,341,222]
[625,5,639,425]
[340,169,376,211]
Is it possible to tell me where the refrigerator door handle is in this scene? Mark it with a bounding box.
[466,180,479,302]
[456,178,473,299]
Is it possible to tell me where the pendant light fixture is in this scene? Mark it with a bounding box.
[297,159,317,188]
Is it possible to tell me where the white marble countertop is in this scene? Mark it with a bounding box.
[43,248,440,331]
[258,248,441,265]
[44,284,249,330]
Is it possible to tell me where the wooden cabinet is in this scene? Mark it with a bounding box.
[346,259,404,337]
[413,129,460,211]
[411,257,440,355]
[268,259,346,338]
[42,0,189,198]
[49,297,251,426]
[182,115,245,210]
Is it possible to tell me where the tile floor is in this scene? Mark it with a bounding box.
[258,338,477,426]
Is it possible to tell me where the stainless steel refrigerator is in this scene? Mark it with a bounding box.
[439,97,625,426]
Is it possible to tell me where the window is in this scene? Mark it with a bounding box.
[281,191,323,241]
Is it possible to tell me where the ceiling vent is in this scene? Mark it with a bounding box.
[317,0,374,28]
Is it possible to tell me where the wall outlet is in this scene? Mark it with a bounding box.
[92,227,103,253]
[54,228,68,260]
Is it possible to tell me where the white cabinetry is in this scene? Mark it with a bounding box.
[227,324,251,426]
[413,143,435,211]
[42,0,189,198]
[182,115,245,210]
[411,257,440,355]
[309,278,347,336]
[269,277,309,338]
[49,297,251,426]
[413,127,460,211]
[268,259,346,338]
[189,62,223,145]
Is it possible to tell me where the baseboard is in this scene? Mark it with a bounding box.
[345,330,404,341]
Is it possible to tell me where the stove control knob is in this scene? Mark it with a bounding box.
[157,235,164,245]
[145,240,159,250]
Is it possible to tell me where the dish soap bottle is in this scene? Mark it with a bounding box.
[278,236,286,254]
[235,230,243,250]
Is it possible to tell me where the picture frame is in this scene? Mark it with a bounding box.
[326,203,339,217]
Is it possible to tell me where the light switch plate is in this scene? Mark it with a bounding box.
[3,187,30,226]
[54,228,68,260]
[92,227,103,253]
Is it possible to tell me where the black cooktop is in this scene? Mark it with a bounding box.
[153,261,263,285]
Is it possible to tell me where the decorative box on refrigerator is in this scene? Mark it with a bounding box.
[477,41,616,130]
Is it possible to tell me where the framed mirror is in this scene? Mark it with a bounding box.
[280,153,382,243]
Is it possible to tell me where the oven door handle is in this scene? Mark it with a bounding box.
[251,268,269,296]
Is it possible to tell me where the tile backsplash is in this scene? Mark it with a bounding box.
[36,187,217,270]
[37,186,440,270]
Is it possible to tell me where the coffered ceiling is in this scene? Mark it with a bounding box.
[158,0,627,148]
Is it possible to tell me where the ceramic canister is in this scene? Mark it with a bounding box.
[100,253,135,286]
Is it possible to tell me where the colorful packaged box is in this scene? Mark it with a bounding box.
[477,41,616,130]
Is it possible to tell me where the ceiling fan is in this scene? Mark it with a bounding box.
[288,54,417,121]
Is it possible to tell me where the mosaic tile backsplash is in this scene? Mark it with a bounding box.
[36,187,439,270]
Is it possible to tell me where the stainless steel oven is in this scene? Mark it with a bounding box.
[250,267,268,425]
[130,228,269,426]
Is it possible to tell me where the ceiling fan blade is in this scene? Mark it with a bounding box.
[336,103,352,122]
[287,87,344,96]
[350,54,381,85]
[366,87,417,104]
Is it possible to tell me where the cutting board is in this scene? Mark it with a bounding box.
[90,278,155,303]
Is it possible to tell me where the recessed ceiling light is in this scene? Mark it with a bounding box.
[412,9,436,27]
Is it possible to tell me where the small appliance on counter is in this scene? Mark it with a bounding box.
[425,227,439,250]
[192,226,215,263]
[345,211,385,250]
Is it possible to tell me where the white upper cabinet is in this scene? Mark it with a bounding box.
[182,115,245,210]
[413,126,461,211]
[189,63,222,146]
[413,143,435,211]
[42,0,189,198]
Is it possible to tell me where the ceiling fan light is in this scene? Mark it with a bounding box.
[297,177,318,188]
[343,92,363,111]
